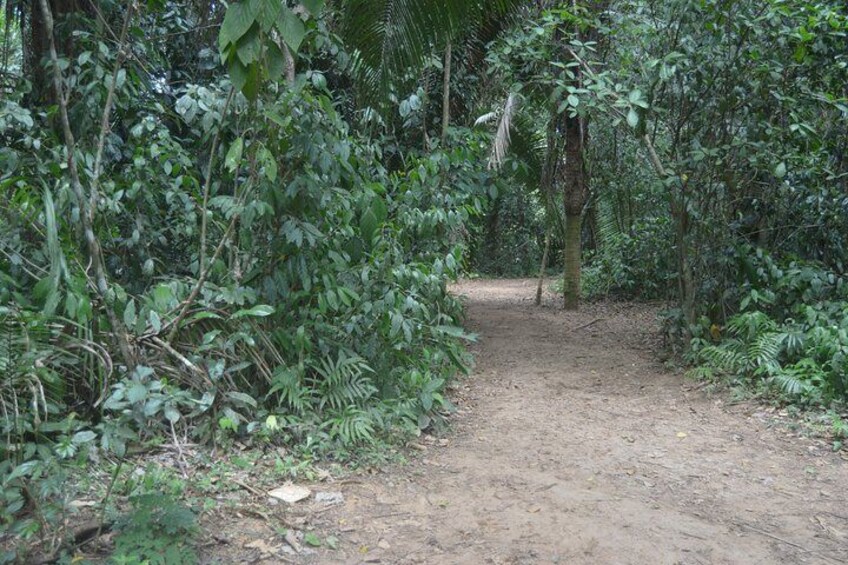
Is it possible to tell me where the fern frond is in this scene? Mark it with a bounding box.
[699,341,745,373]
[771,373,810,396]
[267,366,313,414]
[311,353,376,411]
[747,332,783,374]
[685,366,715,382]
[322,406,377,445]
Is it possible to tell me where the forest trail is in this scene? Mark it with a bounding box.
[216,279,848,564]
[299,279,848,564]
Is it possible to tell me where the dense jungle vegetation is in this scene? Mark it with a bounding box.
[1,0,846,561]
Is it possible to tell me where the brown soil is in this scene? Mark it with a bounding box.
[203,279,848,565]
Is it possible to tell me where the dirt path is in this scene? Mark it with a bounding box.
[212,279,848,564]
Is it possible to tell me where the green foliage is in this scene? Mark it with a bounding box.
[1,2,500,556]
[691,249,848,405]
[111,493,198,565]
[3,0,848,557]
[218,0,325,98]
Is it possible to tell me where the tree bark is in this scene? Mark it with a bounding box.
[27,0,91,105]
[441,41,452,144]
[560,107,588,310]
[283,44,295,85]
[535,229,551,306]
[38,0,135,369]
[563,213,582,309]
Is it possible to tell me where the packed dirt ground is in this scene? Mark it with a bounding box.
[202,279,848,564]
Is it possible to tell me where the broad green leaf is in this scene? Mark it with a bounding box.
[220,1,258,49]
[359,195,388,243]
[255,0,282,32]
[626,108,639,129]
[72,431,96,445]
[277,6,306,53]
[189,311,223,322]
[232,304,276,318]
[265,415,279,430]
[628,89,642,104]
[127,383,148,404]
[226,391,258,408]
[228,56,249,91]
[225,137,244,172]
[304,532,322,547]
[242,62,262,100]
[164,406,181,423]
[148,310,162,333]
[152,285,175,310]
[435,325,473,339]
[134,365,155,380]
[123,299,137,328]
[236,27,262,65]
[300,0,325,16]
[774,162,787,178]
[266,42,286,82]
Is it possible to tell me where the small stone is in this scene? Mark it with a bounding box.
[268,483,311,504]
[315,491,345,506]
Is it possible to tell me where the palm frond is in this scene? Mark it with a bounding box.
[339,0,524,106]
[488,92,519,170]
[474,111,498,126]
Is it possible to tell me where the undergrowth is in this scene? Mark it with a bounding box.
[687,248,848,447]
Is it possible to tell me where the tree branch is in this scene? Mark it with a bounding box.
[166,214,238,345]
[199,87,236,274]
[38,0,135,370]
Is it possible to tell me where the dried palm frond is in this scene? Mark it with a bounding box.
[488,92,519,170]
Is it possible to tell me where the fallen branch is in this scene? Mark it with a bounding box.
[568,318,604,333]
[233,479,265,498]
[149,336,211,385]
[734,521,845,563]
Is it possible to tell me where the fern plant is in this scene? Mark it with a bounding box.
[310,353,377,412]
[693,306,848,404]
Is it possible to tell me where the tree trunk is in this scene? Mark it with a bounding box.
[560,108,588,310]
[38,0,135,370]
[441,41,452,144]
[671,191,696,331]
[283,44,295,85]
[26,0,90,105]
[563,213,582,309]
[535,229,551,306]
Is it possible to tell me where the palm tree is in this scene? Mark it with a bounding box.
[336,0,526,116]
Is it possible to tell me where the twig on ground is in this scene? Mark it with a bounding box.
[734,521,845,562]
[170,420,190,478]
[568,318,605,333]
[233,479,265,498]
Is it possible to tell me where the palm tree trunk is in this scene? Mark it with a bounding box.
[563,213,582,309]
[560,107,588,310]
